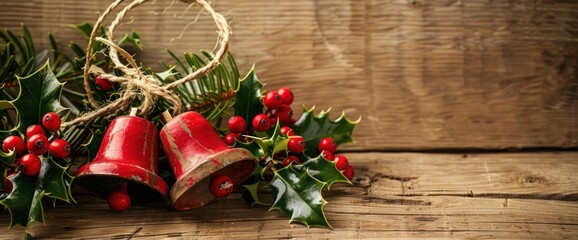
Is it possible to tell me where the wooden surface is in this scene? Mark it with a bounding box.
[2,152,577,239]
[1,0,577,150]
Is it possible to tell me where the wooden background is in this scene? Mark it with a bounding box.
[2,0,577,151]
[1,0,578,239]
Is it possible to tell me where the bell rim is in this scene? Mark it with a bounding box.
[170,147,257,210]
[75,160,169,203]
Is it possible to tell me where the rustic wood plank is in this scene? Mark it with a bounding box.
[2,152,577,239]
[1,0,577,150]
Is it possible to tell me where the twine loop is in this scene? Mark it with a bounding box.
[62,0,231,128]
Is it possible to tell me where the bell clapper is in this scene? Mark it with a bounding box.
[210,175,234,198]
[107,181,131,212]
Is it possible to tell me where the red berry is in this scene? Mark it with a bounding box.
[287,136,305,153]
[95,76,113,91]
[223,133,238,146]
[280,126,294,136]
[26,125,45,139]
[228,116,247,134]
[282,155,301,166]
[41,112,61,132]
[2,135,26,156]
[49,139,71,158]
[277,87,294,105]
[321,151,335,161]
[4,173,15,194]
[334,155,350,171]
[263,91,283,109]
[252,114,271,132]
[343,165,355,181]
[210,175,234,198]
[20,154,42,177]
[27,134,49,155]
[275,105,293,124]
[318,137,337,154]
[107,190,131,212]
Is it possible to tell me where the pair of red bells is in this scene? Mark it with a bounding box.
[74,111,256,210]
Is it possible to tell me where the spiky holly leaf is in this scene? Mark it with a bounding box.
[0,61,67,141]
[242,165,268,206]
[1,158,72,230]
[268,166,330,228]
[235,140,266,159]
[81,129,103,162]
[292,106,359,156]
[292,154,350,190]
[118,31,143,49]
[244,122,284,156]
[233,66,264,125]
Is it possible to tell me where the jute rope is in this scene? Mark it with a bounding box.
[62,0,231,128]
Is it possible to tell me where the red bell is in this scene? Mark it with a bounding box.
[75,116,169,204]
[160,111,257,210]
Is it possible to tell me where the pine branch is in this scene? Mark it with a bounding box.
[155,51,241,121]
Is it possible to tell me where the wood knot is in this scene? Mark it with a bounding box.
[523,175,546,184]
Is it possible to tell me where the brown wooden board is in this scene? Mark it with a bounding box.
[1,152,577,239]
[1,0,577,150]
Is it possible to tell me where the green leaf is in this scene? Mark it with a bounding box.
[244,122,284,156]
[71,22,94,39]
[292,106,359,156]
[234,140,266,159]
[81,129,103,162]
[0,61,66,140]
[0,172,42,228]
[118,31,143,49]
[242,165,268,206]
[233,66,264,125]
[0,158,73,230]
[292,154,350,189]
[268,166,330,228]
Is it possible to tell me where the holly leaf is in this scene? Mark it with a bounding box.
[234,140,266,159]
[244,123,284,156]
[0,158,72,230]
[242,165,269,206]
[292,106,359,156]
[0,172,42,228]
[234,66,264,125]
[268,166,330,228]
[118,31,143,49]
[292,154,350,189]
[81,129,103,162]
[0,61,66,140]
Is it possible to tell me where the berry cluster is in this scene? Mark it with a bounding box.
[2,112,71,194]
[318,137,354,180]
[223,87,296,145]
[222,87,354,181]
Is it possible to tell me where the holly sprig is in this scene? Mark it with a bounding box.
[0,63,74,238]
[228,70,359,228]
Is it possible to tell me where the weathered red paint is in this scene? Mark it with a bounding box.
[160,111,257,210]
[75,116,169,204]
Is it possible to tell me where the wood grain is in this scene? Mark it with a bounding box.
[1,0,577,150]
[1,152,577,239]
